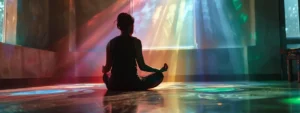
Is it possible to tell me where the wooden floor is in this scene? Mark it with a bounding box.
[0,82,299,113]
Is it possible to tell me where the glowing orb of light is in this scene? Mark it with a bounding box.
[194,87,236,93]
[10,90,67,96]
[281,97,300,105]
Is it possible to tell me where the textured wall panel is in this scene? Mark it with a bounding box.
[0,43,55,79]
[0,44,22,78]
[23,47,41,78]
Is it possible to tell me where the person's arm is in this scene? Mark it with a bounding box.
[135,39,160,72]
[103,41,112,73]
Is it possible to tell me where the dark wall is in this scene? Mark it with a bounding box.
[15,0,126,51]
[16,0,49,49]
[48,0,71,51]
[248,0,282,78]
[16,0,74,51]
[75,0,117,27]
[74,0,128,49]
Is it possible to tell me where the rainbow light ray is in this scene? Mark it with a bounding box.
[53,0,255,82]
[132,0,197,81]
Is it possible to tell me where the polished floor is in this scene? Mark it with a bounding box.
[0,82,300,113]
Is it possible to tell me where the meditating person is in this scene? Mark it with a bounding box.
[102,13,168,91]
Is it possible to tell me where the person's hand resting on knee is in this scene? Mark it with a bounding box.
[158,63,168,73]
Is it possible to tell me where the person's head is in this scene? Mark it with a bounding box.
[117,13,134,35]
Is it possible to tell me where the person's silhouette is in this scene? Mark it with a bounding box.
[102,13,168,91]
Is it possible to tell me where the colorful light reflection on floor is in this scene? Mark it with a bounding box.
[194,87,236,93]
[0,82,299,113]
[282,97,300,105]
[10,90,67,96]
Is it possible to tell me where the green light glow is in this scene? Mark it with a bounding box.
[234,3,242,10]
[232,0,249,23]
[251,32,257,39]
[240,13,248,22]
[194,88,236,93]
[281,97,300,104]
[233,0,243,10]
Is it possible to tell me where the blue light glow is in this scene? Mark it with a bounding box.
[10,90,67,96]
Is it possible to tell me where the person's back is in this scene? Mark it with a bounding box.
[102,13,168,91]
[109,36,139,82]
